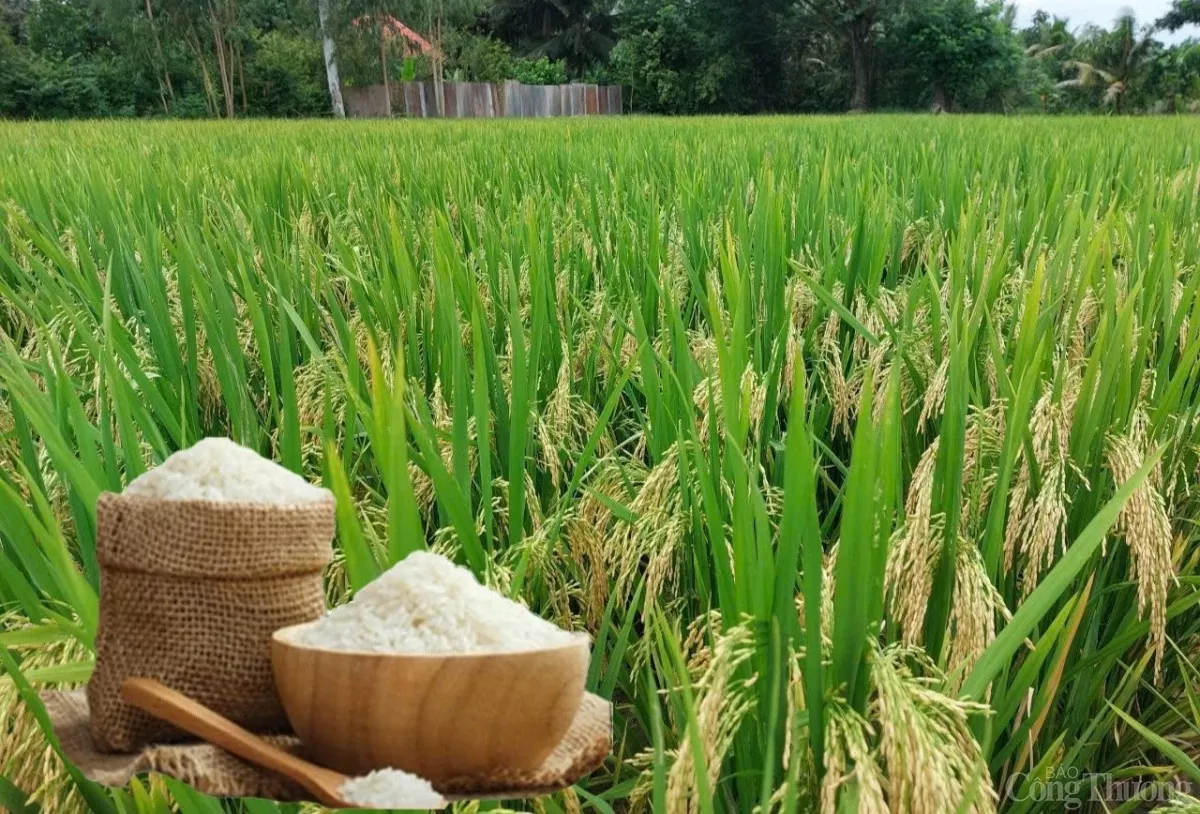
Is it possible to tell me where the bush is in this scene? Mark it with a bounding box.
[512,56,568,85]
[246,32,328,117]
[170,93,213,119]
[0,52,105,118]
[444,30,514,82]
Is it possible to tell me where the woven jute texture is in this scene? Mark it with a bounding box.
[44,689,612,802]
[87,492,335,753]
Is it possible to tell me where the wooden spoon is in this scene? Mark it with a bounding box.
[120,677,357,808]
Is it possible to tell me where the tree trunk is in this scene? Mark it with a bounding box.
[931,79,948,113]
[847,23,871,111]
[210,6,235,118]
[317,0,345,117]
[379,19,392,117]
[184,27,219,116]
[237,43,248,112]
[144,0,174,106]
[433,15,445,117]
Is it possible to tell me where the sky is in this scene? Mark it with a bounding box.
[1010,1,1200,43]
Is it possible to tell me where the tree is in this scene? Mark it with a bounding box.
[150,0,237,116]
[608,0,731,113]
[896,0,1022,112]
[1137,38,1200,110]
[1157,0,1200,32]
[796,0,886,110]
[1020,11,1074,110]
[1059,13,1156,114]
[488,0,615,75]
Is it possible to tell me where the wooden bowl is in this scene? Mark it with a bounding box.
[271,623,590,782]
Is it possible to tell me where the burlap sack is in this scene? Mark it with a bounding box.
[44,689,612,802]
[87,492,335,753]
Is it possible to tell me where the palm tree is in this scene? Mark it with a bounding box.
[1057,12,1155,114]
[1021,12,1073,112]
[489,0,616,75]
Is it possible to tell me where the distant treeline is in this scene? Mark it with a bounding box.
[2,0,1199,119]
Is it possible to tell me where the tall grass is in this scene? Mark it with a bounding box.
[3,116,1200,813]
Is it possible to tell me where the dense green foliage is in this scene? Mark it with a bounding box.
[1,0,1199,117]
[4,117,1200,813]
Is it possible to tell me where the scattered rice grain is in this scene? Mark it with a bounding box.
[339,767,446,809]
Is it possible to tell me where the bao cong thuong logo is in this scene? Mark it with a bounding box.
[1005,766,1196,810]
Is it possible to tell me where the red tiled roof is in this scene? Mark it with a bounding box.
[351,14,439,56]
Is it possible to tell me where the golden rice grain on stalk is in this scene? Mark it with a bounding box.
[661,237,689,317]
[404,379,463,516]
[688,330,719,376]
[982,339,1001,398]
[666,621,755,814]
[850,294,876,361]
[1172,277,1193,351]
[618,330,641,376]
[1060,359,1085,433]
[294,316,397,430]
[821,699,888,814]
[1017,460,1068,593]
[560,786,584,814]
[774,656,823,811]
[0,613,90,814]
[787,276,818,337]
[780,275,818,397]
[762,473,786,520]
[578,457,640,535]
[820,543,839,644]
[822,327,856,437]
[681,609,723,676]
[509,516,579,626]
[537,354,605,490]
[610,444,687,609]
[1106,433,1174,675]
[782,330,806,399]
[1068,290,1100,362]
[1132,372,1160,476]
[900,219,928,268]
[867,352,895,425]
[564,514,610,629]
[919,358,950,427]
[886,438,941,645]
[888,414,994,642]
[1155,792,1200,814]
[324,546,351,607]
[161,271,224,423]
[486,471,545,547]
[871,644,997,814]
[692,367,767,445]
[1004,388,1073,592]
[944,542,1008,685]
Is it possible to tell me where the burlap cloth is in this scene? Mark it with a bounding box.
[88,492,334,752]
[43,689,612,802]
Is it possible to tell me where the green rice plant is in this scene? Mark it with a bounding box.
[2,116,1200,813]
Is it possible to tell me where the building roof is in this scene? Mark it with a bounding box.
[351,14,439,57]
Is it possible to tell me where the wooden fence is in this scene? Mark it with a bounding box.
[344,80,622,119]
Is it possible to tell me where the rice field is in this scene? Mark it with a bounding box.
[3,116,1200,813]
